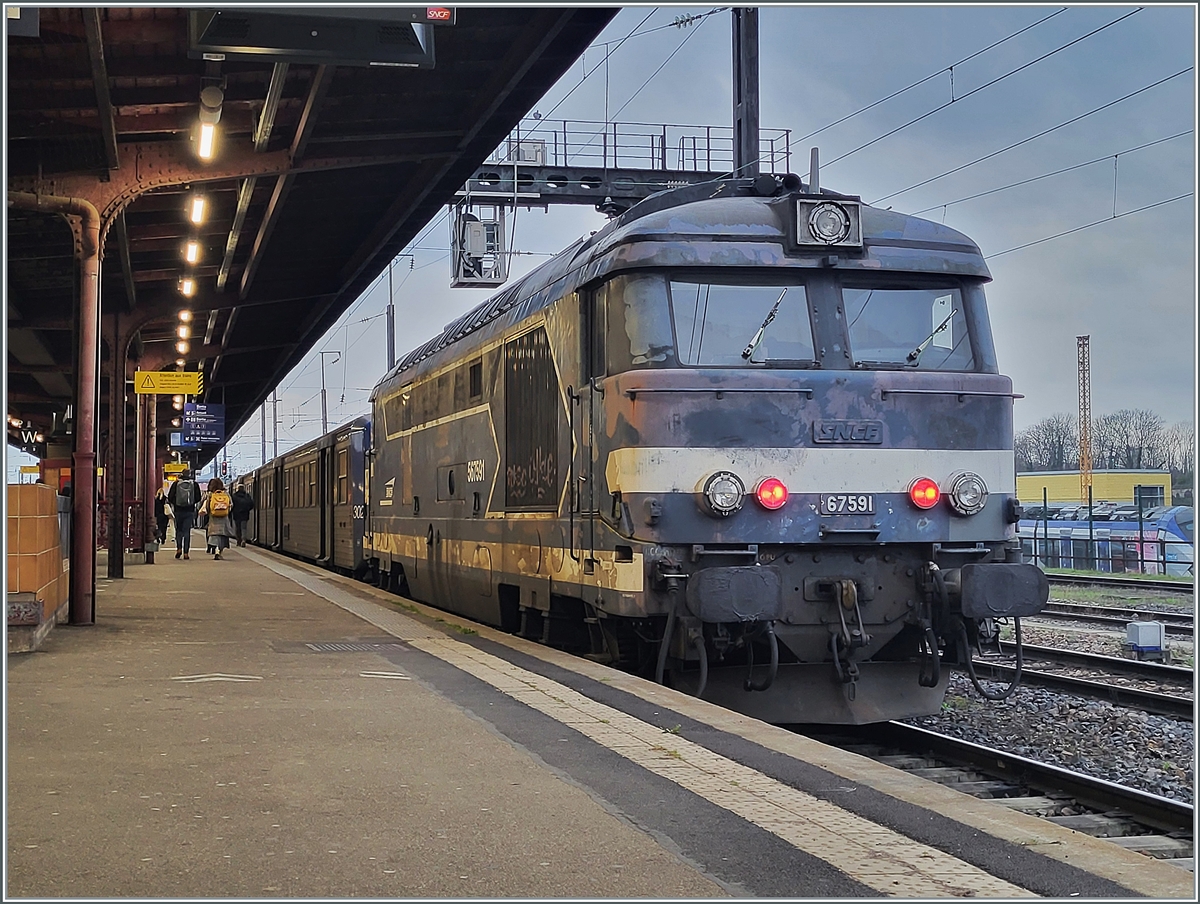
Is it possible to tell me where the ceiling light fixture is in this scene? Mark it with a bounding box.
[176,340,190,354]
[184,241,200,264]
[179,278,196,297]
[179,309,193,322]
[189,195,207,224]
[197,85,223,161]
[177,324,190,340]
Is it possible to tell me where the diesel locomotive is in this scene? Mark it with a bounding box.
[248,172,1050,724]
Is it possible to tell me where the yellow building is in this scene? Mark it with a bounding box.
[1017,470,1172,507]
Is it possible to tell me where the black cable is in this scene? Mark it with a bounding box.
[911,130,1192,216]
[960,617,1024,701]
[872,67,1192,205]
[824,8,1144,171]
[772,7,1070,172]
[985,193,1192,259]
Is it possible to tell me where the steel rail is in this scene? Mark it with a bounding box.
[1048,572,1194,594]
[873,722,1194,833]
[1030,610,1194,638]
[1042,600,1193,625]
[959,662,1193,721]
[998,641,1193,682]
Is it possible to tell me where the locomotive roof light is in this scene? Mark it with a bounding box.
[809,202,852,244]
[703,470,745,517]
[908,476,941,510]
[946,471,989,516]
[755,476,789,510]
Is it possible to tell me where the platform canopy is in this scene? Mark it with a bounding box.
[6,6,616,468]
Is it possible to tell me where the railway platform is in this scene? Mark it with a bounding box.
[6,534,1193,899]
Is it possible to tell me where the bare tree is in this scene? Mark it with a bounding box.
[1091,408,1164,469]
[1160,421,1195,477]
[1015,413,1077,471]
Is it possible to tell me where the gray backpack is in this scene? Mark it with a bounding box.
[175,479,196,508]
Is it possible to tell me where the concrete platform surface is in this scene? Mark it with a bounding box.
[6,535,1194,899]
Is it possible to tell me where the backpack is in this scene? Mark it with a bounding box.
[209,491,232,517]
[175,479,195,508]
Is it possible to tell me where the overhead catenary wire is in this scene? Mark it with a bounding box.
[791,7,1070,150]
[911,130,1192,215]
[984,192,1192,259]
[871,66,1192,205]
[820,7,1145,172]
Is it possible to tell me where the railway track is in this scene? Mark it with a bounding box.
[1030,602,1194,638]
[961,661,1192,720]
[998,641,1193,684]
[804,722,1194,871]
[1048,572,1194,594]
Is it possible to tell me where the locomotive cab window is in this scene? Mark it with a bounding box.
[669,280,814,366]
[842,284,975,371]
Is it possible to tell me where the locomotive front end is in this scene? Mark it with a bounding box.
[585,180,1048,723]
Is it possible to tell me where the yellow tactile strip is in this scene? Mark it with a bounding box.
[246,550,1033,898]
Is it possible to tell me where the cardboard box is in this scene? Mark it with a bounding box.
[7,484,21,517]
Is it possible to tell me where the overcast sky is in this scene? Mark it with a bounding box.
[20,3,1195,482]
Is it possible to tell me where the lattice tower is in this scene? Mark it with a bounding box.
[1077,335,1092,502]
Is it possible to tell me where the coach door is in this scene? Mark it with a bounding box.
[577,291,604,571]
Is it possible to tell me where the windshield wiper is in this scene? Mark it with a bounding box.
[741,288,788,360]
[905,308,956,365]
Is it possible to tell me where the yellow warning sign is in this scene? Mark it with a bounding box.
[19,465,40,474]
[164,463,187,473]
[133,371,201,395]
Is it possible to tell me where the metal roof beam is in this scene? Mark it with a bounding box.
[113,211,138,310]
[82,9,120,172]
[238,65,335,300]
[217,62,289,291]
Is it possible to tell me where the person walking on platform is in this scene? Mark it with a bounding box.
[231,483,255,547]
[154,487,171,544]
[167,469,198,559]
[202,478,236,560]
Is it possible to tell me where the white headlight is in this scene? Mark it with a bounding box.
[808,202,852,244]
[703,471,745,517]
[947,471,988,516]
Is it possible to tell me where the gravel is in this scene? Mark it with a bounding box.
[902,671,1194,804]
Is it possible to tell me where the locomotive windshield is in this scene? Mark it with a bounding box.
[843,285,974,371]
[669,281,814,366]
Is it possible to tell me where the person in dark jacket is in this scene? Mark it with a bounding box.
[154,487,171,544]
[230,484,255,547]
[166,469,198,559]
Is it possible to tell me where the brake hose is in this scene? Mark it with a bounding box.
[959,616,1024,701]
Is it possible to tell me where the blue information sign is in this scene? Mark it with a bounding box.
[182,403,225,445]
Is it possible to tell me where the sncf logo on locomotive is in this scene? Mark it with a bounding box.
[812,420,884,444]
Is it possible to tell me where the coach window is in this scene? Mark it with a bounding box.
[337,449,348,504]
[308,462,317,507]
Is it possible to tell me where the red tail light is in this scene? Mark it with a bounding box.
[755,477,789,510]
[909,477,941,509]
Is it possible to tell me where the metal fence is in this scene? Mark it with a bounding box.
[1022,534,1172,575]
[490,118,794,175]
